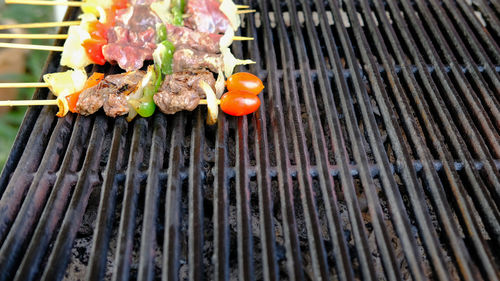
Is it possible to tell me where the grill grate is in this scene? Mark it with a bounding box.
[0,0,499,280]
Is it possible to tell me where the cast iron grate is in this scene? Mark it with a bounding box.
[0,0,499,280]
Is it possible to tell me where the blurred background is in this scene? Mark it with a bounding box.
[0,4,66,169]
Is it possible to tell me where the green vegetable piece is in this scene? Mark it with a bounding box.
[160,40,175,75]
[156,24,167,42]
[137,101,156,117]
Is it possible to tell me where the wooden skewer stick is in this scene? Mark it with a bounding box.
[0,42,63,51]
[236,9,256,14]
[0,100,58,106]
[0,99,218,107]
[5,0,82,6]
[232,36,254,41]
[0,21,81,30]
[0,82,49,88]
[6,0,250,9]
[0,33,68,39]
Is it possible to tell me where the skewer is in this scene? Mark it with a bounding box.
[0,82,48,88]
[0,99,216,106]
[0,33,68,39]
[236,9,256,14]
[0,100,58,106]
[5,0,250,9]
[232,36,253,41]
[0,21,81,30]
[4,0,82,6]
[0,32,251,42]
[0,42,64,51]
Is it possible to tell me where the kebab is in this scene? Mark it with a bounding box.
[1,0,260,123]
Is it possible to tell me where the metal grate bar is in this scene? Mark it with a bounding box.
[414,0,500,130]
[137,114,166,281]
[213,114,230,281]
[342,1,431,280]
[0,114,86,279]
[257,0,305,279]
[243,1,279,279]
[162,114,186,281]
[187,111,204,281]
[36,115,107,281]
[271,0,338,279]
[317,0,409,280]
[448,0,500,64]
[85,118,128,281]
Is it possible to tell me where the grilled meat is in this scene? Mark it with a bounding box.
[103,6,161,71]
[173,48,222,73]
[166,24,221,54]
[76,71,145,117]
[154,70,215,114]
[184,0,231,34]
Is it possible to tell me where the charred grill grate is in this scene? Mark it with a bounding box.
[0,0,499,280]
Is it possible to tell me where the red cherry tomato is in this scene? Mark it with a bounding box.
[220,91,261,116]
[82,38,107,65]
[226,72,264,95]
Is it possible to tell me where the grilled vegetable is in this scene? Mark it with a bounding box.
[219,0,240,31]
[226,72,263,95]
[43,69,87,98]
[127,66,156,121]
[220,90,260,116]
[172,0,186,26]
[200,80,219,125]
[153,40,176,76]
[64,72,105,113]
[221,47,255,77]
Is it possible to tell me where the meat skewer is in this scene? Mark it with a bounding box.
[0,0,262,124]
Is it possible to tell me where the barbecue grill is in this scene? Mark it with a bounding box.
[0,0,499,280]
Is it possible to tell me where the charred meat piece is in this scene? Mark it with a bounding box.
[166,24,221,53]
[76,84,104,115]
[184,0,231,34]
[103,6,161,71]
[172,48,222,73]
[77,71,145,117]
[154,70,215,114]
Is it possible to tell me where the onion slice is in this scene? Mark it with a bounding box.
[215,70,225,99]
[43,69,87,98]
[151,0,174,24]
[200,81,218,125]
[60,25,93,70]
[221,47,255,77]
[219,27,234,50]
[219,0,240,31]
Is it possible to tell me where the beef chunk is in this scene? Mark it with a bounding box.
[166,24,221,54]
[104,92,129,117]
[76,71,145,117]
[172,48,222,73]
[76,84,104,115]
[184,0,231,34]
[154,71,215,114]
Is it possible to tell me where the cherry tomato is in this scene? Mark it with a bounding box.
[226,72,264,95]
[82,38,107,65]
[220,91,261,116]
[65,72,105,113]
